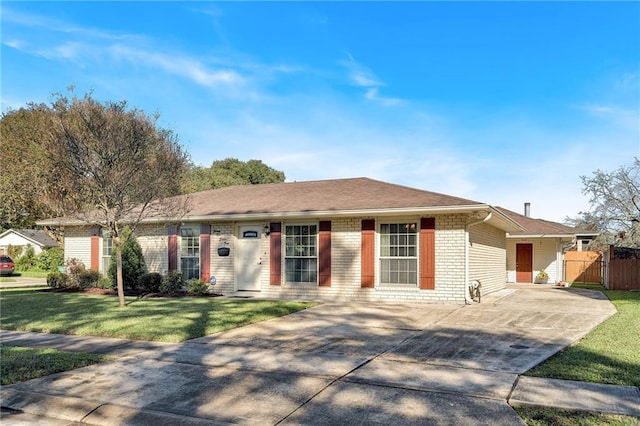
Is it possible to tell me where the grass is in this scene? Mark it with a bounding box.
[0,345,112,385]
[513,405,640,426]
[0,289,316,342]
[525,285,640,387]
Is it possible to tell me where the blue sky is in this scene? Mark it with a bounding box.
[2,2,639,222]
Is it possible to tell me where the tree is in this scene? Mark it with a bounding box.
[567,158,640,248]
[181,157,285,193]
[43,90,190,306]
[0,105,66,233]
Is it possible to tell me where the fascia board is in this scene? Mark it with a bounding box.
[507,234,576,239]
[150,205,495,223]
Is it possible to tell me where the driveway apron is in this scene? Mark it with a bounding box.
[1,287,616,425]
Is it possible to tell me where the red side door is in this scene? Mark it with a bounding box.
[516,243,533,283]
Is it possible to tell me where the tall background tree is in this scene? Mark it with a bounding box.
[0,104,65,234]
[566,158,640,249]
[43,90,190,306]
[181,157,285,193]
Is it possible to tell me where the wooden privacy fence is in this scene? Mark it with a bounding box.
[605,246,640,291]
[564,251,603,284]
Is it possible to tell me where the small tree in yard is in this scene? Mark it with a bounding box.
[43,90,190,307]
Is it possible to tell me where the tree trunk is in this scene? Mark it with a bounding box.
[114,236,126,307]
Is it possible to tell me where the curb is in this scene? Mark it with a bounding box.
[508,376,640,417]
[1,389,231,425]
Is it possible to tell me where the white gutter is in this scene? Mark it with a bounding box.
[465,212,492,304]
[38,204,498,226]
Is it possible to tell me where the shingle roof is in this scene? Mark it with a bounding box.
[183,177,484,217]
[37,177,523,232]
[496,207,598,237]
[1,229,58,247]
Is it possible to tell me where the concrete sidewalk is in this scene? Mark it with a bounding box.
[0,276,47,288]
[1,287,638,424]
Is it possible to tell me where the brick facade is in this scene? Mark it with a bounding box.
[63,214,507,303]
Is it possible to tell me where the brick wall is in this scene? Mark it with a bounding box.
[264,215,471,303]
[210,222,235,293]
[63,213,506,304]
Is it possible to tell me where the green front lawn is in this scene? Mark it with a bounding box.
[0,290,315,342]
[525,286,640,387]
[513,405,640,426]
[1,345,112,385]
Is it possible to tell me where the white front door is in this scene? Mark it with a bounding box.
[236,225,262,291]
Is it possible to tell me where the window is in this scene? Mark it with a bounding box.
[285,224,317,283]
[102,231,113,275]
[380,223,418,285]
[180,226,200,280]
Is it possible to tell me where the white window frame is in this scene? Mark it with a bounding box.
[284,223,318,284]
[379,222,418,286]
[101,230,113,275]
[180,225,200,280]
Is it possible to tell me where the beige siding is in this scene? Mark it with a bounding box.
[469,222,507,295]
[506,237,564,283]
[63,227,92,268]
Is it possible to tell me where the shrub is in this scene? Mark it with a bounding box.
[97,276,112,289]
[187,279,209,296]
[7,245,23,261]
[78,270,103,289]
[64,258,86,289]
[15,245,36,271]
[139,272,162,294]
[36,247,64,272]
[47,271,67,289]
[107,228,147,292]
[160,271,186,295]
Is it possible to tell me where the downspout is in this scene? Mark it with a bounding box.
[465,212,492,304]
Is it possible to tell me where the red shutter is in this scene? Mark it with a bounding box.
[270,222,282,285]
[168,226,178,272]
[90,228,100,271]
[420,218,436,290]
[318,221,331,287]
[361,219,375,288]
[200,224,211,282]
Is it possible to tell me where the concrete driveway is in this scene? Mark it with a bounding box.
[1,286,616,425]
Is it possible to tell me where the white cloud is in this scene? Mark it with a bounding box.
[341,53,406,107]
[2,39,23,49]
[364,87,404,107]
[1,6,139,42]
[108,45,243,89]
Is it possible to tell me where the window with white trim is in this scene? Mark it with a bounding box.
[102,230,113,275]
[180,226,200,280]
[380,223,418,285]
[285,224,318,283]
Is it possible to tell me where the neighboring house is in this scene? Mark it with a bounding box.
[37,178,524,303]
[0,228,58,256]
[497,205,599,284]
